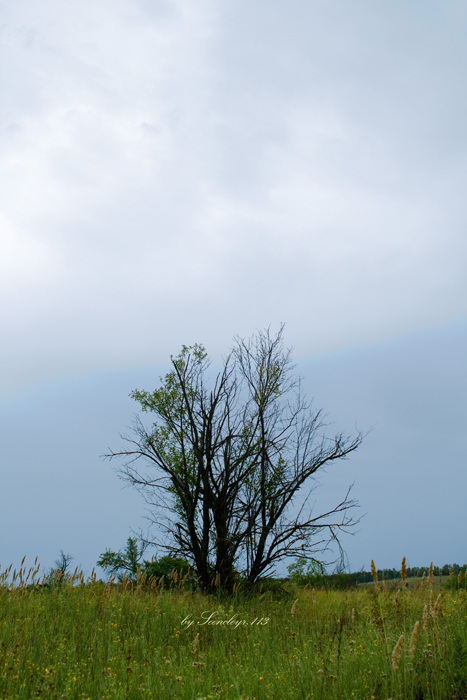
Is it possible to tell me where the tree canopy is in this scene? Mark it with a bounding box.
[106,326,364,591]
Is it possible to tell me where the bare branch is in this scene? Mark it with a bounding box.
[105,328,365,589]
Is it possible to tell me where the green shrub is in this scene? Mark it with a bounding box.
[244,577,294,599]
[142,556,194,586]
[443,572,467,591]
[286,557,326,587]
[286,558,357,590]
[324,572,358,590]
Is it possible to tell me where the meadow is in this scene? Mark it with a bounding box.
[1,561,467,700]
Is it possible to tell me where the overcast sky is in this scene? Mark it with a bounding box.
[1,0,466,577]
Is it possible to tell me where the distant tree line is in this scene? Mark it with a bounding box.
[352,564,467,584]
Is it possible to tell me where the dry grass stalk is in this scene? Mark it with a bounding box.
[414,569,420,590]
[458,571,462,586]
[391,635,404,670]
[192,633,200,655]
[5,564,13,587]
[422,604,429,630]
[429,562,434,589]
[431,593,441,620]
[421,572,426,590]
[371,560,380,592]
[401,557,407,590]
[449,565,453,580]
[291,598,298,617]
[382,572,387,593]
[409,621,420,659]
[312,588,316,604]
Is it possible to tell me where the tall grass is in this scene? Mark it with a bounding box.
[1,559,467,699]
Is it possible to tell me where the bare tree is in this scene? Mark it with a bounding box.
[46,550,74,584]
[105,326,364,591]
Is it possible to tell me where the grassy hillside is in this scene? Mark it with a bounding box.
[1,567,467,699]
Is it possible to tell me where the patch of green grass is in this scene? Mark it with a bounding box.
[359,575,450,591]
[1,567,467,699]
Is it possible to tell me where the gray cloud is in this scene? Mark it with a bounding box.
[1,0,466,392]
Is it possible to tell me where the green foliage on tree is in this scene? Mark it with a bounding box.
[97,537,192,584]
[286,558,357,590]
[143,556,192,581]
[287,557,326,586]
[106,326,364,592]
[97,537,144,581]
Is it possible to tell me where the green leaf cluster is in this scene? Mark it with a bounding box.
[97,537,192,584]
[287,557,326,586]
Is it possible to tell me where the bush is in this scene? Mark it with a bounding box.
[287,557,326,587]
[443,573,467,591]
[243,577,294,599]
[142,556,195,587]
[286,559,357,590]
[324,573,358,590]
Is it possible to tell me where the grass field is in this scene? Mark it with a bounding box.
[1,563,467,700]
[359,576,450,591]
